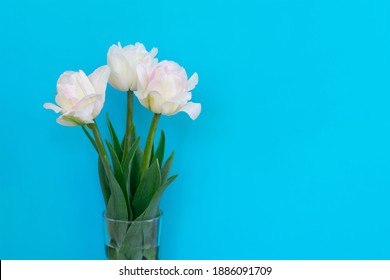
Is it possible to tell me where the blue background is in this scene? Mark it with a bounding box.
[1,0,390,259]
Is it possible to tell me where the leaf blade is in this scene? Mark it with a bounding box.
[106,140,125,189]
[140,174,178,220]
[122,137,140,220]
[152,130,165,166]
[104,164,129,247]
[132,159,161,219]
[130,146,143,199]
[98,157,110,206]
[161,151,174,184]
[106,113,123,162]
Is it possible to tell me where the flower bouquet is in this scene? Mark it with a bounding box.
[44,42,201,259]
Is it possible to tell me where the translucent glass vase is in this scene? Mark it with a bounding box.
[102,211,162,260]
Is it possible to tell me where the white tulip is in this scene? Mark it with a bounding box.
[44,66,111,126]
[135,60,201,120]
[107,42,158,92]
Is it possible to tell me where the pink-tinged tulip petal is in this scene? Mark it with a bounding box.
[109,72,128,92]
[162,102,180,116]
[149,47,158,58]
[169,92,192,104]
[55,90,74,110]
[43,103,62,113]
[179,102,201,120]
[136,64,150,91]
[56,115,79,126]
[133,88,148,100]
[147,91,164,114]
[73,94,99,111]
[187,73,198,91]
[88,66,111,96]
[75,70,95,96]
[134,60,201,120]
[107,42,158,91]
[44,66,109,126]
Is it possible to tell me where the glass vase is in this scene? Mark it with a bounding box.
[102,211,162,260]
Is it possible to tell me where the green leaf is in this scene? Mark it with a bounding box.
[98,157,110,206]
[122,137,140,220]
[129,122,137,146]
[106,113,123,162]
[120,247,143,260]
[117,223,144,259]
[105,169,128,219]
[132,160,161,219]
[82,126,97,152]
[141,174,178,220]
[142,247,158,260]
[117,214,160,259]
[106,246,118,260]
[149,143,155,166]
[106,140,125,189]
[161,151,174,184]
[120,123,143,199]
[106,140,127,216]
[152,130,165,166]
[105,168,129,246]
[122,137,141,170]
[130,146,143,199]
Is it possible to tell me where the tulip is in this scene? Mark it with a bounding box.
[44,66,110,126]
[135,60,201,120]
[107,42,158,92]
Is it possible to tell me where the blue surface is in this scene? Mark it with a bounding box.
[1,0,390,259]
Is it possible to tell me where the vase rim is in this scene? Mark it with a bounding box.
[102,210,163,223]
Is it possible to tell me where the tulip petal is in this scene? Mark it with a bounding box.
[56,115,80,126]
[75,70,95,96]
[136,64,149,90]
[55,92,74,110]
[88,65,110,95]
[56,71,78,107]
[92,94,105,119]
[148,91,164,114]
[150,47,158,58]
[109,72,128,92]
[56,71,76,94]
[187,73,198,91]
[43,103,62,113]
[179,102,201,120]
[134,88,148,100]
[137,91,163,114]
[162,102,180,116]
[60,101,95,125]
[70,94,102,120]
[72,104,95,123]
[57,70,94,103]
[73,94,99,110]
[169,91,192,104]
[107,44,129,91]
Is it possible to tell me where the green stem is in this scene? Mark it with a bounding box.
[88,122,111,173]
[141,114,161,176]
[122,90,133,163]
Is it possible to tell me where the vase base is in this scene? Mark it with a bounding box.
[105,245,159,260]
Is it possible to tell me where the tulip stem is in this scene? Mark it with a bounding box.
[141,113,161,177]
[88,122,111,173]
[122,90,133,163]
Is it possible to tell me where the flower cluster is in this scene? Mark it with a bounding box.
[43,42,201,260]
[44,42,201,125]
